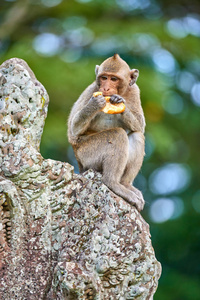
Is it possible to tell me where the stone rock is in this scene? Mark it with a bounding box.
[0,58,161,299]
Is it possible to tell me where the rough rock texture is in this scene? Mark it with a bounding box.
[0,58,161,299]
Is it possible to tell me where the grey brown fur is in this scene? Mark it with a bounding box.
[68,54,146,211]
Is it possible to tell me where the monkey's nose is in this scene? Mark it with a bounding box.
[104,87,110,92]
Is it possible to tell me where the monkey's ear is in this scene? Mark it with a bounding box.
[130,69,139,85]
[95,65,100,76]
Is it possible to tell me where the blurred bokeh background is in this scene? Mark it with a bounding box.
[0,0,200,298]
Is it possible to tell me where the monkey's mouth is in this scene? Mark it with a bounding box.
[102,93,112,97]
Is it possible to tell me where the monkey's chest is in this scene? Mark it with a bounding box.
[89,113,125,132]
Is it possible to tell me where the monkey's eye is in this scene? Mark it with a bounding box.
[101,76,108,81]
[111,77,118,82]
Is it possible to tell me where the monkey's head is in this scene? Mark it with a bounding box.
[95,54,139,96]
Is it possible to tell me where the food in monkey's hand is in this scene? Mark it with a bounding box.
[93,92,125,114]
[103,96,126,114]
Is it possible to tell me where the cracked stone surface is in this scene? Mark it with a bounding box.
[0,58,161,299]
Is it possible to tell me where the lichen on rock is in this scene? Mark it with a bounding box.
[0,58,161,299]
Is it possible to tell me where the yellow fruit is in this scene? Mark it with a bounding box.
[93,92,125,114]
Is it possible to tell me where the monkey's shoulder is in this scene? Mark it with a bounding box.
[70,82,97,110]
[125,83,140,99]
[81,81,98,99]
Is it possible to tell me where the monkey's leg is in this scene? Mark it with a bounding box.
[76,128,128,173]
[76,129,143,210]
[120,132,145,202]
[99,129,144,211]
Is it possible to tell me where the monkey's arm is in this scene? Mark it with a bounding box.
[121,106,145,133]
[68,83,106,137]
[120,86,145,133]
[71,102,100,136]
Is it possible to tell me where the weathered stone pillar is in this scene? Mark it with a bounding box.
[0,58,161,299]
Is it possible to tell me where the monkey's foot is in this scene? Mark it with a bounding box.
[127,196,144,211]
[131,189,145,211]
[122,184,145,211]
[132,186,143,198]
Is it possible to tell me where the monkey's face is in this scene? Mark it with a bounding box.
[98,73,121,96]
[98,71,132,97]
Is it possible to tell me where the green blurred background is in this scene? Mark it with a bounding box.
[0,0,200,298]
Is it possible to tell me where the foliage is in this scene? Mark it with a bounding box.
[0,0,200,298]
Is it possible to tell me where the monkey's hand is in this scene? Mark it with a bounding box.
[110,94,125,104]
[90,94,106,110]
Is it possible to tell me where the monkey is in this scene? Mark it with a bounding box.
[68,54,145,211]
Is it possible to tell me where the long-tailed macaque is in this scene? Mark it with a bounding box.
[68,54,145,211]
